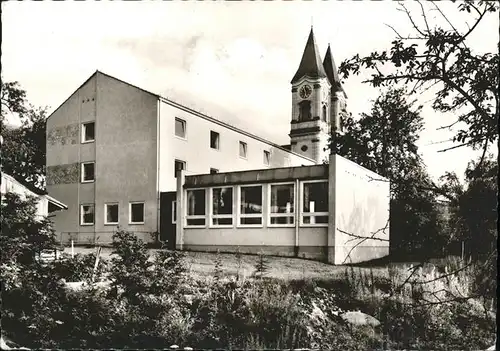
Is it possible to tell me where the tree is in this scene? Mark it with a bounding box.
[441,154,498,259]
[0,192,57,266]
[338,1,499,168]
[1,80,47,191]
[332,88,447,258]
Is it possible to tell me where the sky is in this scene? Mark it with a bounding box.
[2,1,498,182]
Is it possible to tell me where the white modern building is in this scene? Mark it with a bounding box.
[45,28,390,263]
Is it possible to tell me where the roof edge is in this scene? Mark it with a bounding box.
[159,96,316,164]
[46,70,316,164]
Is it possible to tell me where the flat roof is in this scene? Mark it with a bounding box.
[184,164,328,188]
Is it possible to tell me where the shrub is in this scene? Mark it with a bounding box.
[52,253,109,283]
[1,192,57,265]
[213,249,223,281]
[253,251,271,279]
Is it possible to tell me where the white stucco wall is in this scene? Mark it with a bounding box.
[158,99,315,192]
[333,155,390,264]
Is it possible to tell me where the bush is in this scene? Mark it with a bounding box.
[1,201,495,350]
[51,253,109,283]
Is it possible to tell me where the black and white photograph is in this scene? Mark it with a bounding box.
[1,1,498,349]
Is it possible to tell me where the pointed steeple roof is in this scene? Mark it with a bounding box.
[291,27,327,84]
[323,44,345,95]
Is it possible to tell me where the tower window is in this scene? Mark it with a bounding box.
[322,105,327,121]
[298,100,311,121]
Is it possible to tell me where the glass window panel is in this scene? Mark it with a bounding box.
[130,203,144,223]
[213,187,233,215]
[187,218,205,226]
[187,189,205,216]
[270,184,294,214]
[82,163,95,182]
[81,204,94,224]
[174,160,186,178]
[303,215,328,224]
[210,131,220,149]
[83,122,95,142]
[303,182,328,212]
[241,217,262,225]
[212,217,232,225]
[271,217,294,225]
[264,150,270,165]
[175,118,186,138]
[240,186,262,214]
[106,204,118,223]
[239,141,247,158]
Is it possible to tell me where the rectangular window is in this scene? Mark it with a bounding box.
[80,204,95,225]
[175,118,186,138]
[239,185,262,226]
[174,159,186,178]
[129,202,145,224]
[263,150,271,165]
[105,203,119,225]
[82,122,95,143]
[186,189,206,227]
[269,183,295,226]
[211,187,233,226]
[210,131,220,150]
[81,162,95,182]
[239,141,247,159]
[302,181,328,226]
[210,168,219,174]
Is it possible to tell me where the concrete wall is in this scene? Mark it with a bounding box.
[93,72,158,243]
[47,72,158,244]
[158,99,315,192]
[333,155,390,264]
[47,74,97,235]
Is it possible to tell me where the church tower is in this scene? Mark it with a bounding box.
[323,44,348,135]
[289,28,332,163]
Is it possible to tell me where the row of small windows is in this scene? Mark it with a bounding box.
[182,181,328,228]
[80,202,144,226]
[175,118,271,165]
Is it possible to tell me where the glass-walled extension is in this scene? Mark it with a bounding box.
[177,165,330,261]
[173,154,391,264]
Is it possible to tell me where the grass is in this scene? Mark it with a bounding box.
[63,246,393,280]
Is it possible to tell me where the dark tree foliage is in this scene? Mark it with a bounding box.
[440,154,498,259]
[0,192,57,266]
[338,1,499,164]
[331,88,447,258]
[1,80,48,191]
